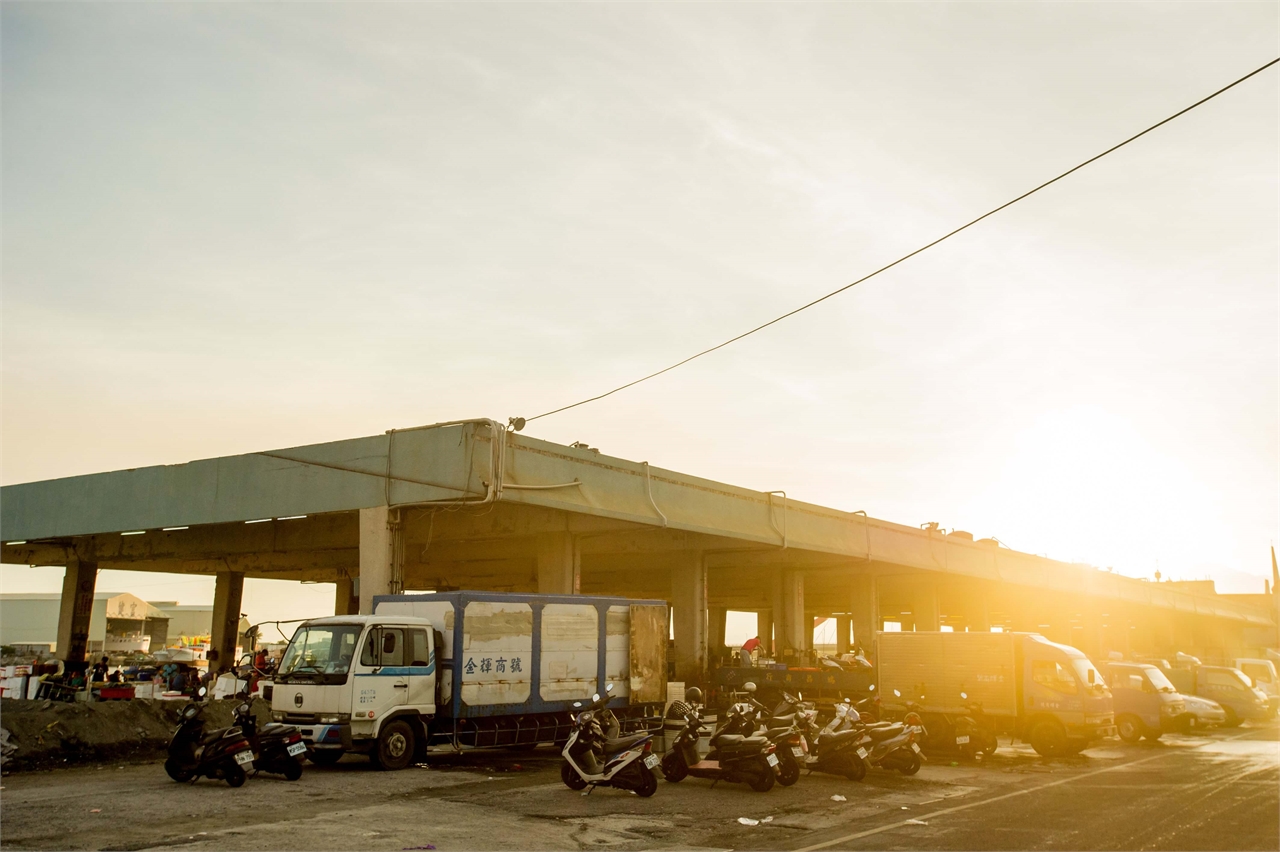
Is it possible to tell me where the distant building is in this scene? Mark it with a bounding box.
[0,592,169,655]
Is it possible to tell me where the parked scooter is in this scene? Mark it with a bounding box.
[954,692,998,758]
[165,687,256,786]
[662,686,780,792]
[797,698,870,781]
[854,689,927,775]
[560,683,660,796]
[725,684,805,786]
[233,691,306,780]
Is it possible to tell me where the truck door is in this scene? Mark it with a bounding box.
[406,627,437,714]
[353,628,409,722]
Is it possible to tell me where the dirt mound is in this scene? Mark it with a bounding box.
[0,698,271,772]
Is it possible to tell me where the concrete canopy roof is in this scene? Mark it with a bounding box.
[1,418,1272,627]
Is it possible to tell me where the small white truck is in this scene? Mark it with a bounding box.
[269,591,669,769]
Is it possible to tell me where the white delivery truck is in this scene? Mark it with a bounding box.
[269,592,669,769]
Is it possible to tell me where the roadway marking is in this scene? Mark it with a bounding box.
[793,729,1268,852]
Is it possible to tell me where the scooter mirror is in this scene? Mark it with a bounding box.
[606,683,615,693]
[592,693,600,702]
[960,692,968,699]
[868,684,876,691]
[572,702,582,708]
[744,682,757,693]
[198,686,208,698]
[893,689,901,697]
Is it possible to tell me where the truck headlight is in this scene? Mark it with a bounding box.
[272,712,284,721]
[318,714,350,724]
[1162,703,1183,716]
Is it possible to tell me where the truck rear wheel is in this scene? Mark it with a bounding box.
[1221,707,1242,728]
[1029,720,1067,757]
[373,720,416,771]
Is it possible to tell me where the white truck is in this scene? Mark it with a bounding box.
[268,591,669,769]
[1234,658,1279,716]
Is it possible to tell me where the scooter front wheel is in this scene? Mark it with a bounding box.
[661,752,687,783]
[164,758,195,783]
[560,760,588,791]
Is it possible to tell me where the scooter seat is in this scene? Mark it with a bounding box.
[602,733,650,754]
[867,724,904,741]
[766,727,793,739]
[823,729,862,745]
[770,714,796,726]
[716,734,769,747]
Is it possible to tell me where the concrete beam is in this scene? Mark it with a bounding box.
[56,557,97,666]
[210,571,244,674]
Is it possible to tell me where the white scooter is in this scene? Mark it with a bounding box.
[559,683,660,796]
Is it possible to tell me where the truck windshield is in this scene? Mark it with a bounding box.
[1070,658,1106,694]
[1240,662,1275,684]
[1145,667,1177,693]
[279,625,362,678]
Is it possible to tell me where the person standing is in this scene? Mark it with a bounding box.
[740,636,761,668]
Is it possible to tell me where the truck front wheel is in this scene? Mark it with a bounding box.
[373,720,416,771]
[1029,720,1067,757]
[1116,714,1144,743]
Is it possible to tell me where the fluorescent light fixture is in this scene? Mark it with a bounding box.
[244,518,272,524]
[5,541,26,545]
[277,515,307,521]
[121,530,146,536]
[162,527,189,532]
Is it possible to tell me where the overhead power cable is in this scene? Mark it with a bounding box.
[517,57,1279,428]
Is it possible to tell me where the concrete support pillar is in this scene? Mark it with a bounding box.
[56,556,97,667]
[210,571,245,674]
[913,579,940,632]
[536,531,580,595]
[836,616,852,654]
[710,607,727,653]
[334,574,358,616]
[758,609,774,655]
[850,574,878,650]
[780,571,805,657]
[359,506,396,614]
[670,551,707,684]
[969,587,991,632]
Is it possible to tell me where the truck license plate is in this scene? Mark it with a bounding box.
[911,743,922,754]
[643,754,660,769]
[766,753,779,767]
[287,742,307,757]
[791,746,805,758]
[955,735,970,745]
[234,749,254,765]
[856,747,868,759]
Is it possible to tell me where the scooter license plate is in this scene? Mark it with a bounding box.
[766,753,779,767]
[791,746,805,758]
[856,747,868,759]
[955,735,970,745]
[643,754,660,769]
[911,743,922,754]
[234,749,254,765]
[287,742,307,757]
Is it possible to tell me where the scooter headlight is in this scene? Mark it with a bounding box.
[237,703,250,716]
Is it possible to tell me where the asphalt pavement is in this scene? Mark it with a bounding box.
[1,723,1275,851]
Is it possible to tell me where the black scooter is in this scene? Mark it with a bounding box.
[234,691,306,780]
[662,686,779,792]
[165,687,256,787]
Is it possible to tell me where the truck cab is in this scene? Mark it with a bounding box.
[1021,635,1114,754]
[1167,665,1270,728]
[1234,658,1279,716]
[270,615,437,770]
[1100,662,1185,742]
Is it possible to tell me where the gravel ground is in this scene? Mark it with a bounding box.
[1,723,1275,851]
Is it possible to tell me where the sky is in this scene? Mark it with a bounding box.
[2,2,1276,636]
